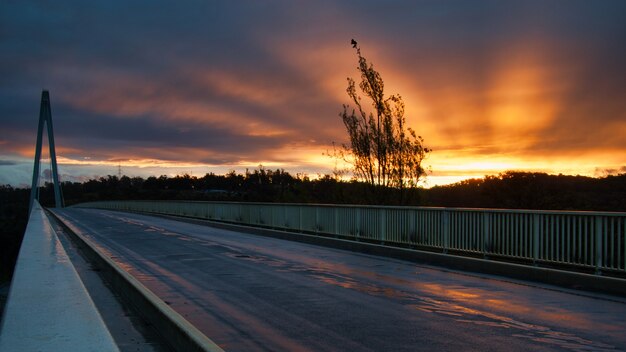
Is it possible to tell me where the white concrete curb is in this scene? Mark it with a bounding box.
[50,210,224,352]
[0,201,119,352]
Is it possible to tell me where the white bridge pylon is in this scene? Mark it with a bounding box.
[29,90,63,211]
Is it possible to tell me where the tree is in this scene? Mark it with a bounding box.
[337,40,430,203]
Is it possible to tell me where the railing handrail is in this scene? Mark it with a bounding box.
[77,199,626,217]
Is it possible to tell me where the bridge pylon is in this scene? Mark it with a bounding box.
[29,90,64,211]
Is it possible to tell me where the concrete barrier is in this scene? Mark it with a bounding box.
[48,210,224,352]
[0,201,119,352]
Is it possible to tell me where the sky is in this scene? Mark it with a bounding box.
[1,0,625,188]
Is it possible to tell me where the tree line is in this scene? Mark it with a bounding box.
[26,169,625,211]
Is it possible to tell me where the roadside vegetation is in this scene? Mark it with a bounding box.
[0,186,29,282]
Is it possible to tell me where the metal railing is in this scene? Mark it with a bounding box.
[77,201,626,275]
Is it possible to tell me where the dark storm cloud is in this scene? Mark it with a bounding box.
[0,1,347,153]
[54,106,286,160]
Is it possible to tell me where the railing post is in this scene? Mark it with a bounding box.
[356,207,361,241]
[298,205,303,233]
[334,207,339,237]
[533,214,540,265]
[443,210,450,254]
[315,206,320,233]
[595,216,603,275]
[380,208,386,244]
[410,209,416,247]
[482,212,490,258]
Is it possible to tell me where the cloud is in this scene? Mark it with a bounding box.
[1,1,625,186]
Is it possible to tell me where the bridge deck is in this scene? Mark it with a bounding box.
[53,208,626,352]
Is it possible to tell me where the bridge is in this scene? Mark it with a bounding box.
[1,92,626,351]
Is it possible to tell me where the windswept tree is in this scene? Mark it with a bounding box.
[338,40,430,203]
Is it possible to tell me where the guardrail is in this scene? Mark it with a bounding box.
[77,201,626,276]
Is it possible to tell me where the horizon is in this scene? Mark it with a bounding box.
[1,1,625,188]
[6,164,623,191]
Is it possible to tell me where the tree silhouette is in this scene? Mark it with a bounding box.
[338,40,430,203]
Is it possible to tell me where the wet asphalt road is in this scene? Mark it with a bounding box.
[52,208,626,352]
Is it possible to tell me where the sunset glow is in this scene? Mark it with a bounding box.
[1,1,625,187]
